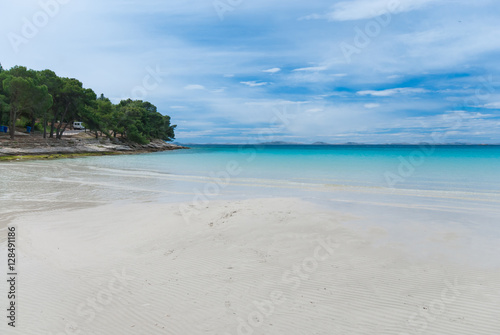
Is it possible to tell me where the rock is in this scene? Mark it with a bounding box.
[0,137,188,157]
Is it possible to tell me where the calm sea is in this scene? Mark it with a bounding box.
[2,144,500,207]
[80,144,500,190]
[2,145,500,263]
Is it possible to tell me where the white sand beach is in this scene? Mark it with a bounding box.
[1,196,500,335]
[2,0,500,332]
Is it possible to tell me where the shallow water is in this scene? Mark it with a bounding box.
[65,145,500,191]
[1,145,500,264]
[2,145,500,206]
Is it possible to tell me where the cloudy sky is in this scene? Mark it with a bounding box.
[1,0,500,143]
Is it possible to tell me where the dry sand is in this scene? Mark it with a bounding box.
[1,197,499,335]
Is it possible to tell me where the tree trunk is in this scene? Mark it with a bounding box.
[9,108,16,140]
[30,115,36,135]
[43,109,48,139]
[58,118,72,139]
[56,103,70,139]
[49,112,57,138]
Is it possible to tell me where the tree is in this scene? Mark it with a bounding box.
[0,63,4,73]
[80,105,102,139]
[0,64,176,143]
[94,97,114,137]
[110,108,126,138]
[50,78,94,139]
[161,115,176,141]
[28,85,53,134]
[116,99,148,143]
[3,76,35,139]
[7,65,36,80]
[0,94,9,126]
[0,71,10,126]
[37,70,61,138]
[115,99,176,143]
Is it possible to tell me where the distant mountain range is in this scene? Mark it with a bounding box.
[173,141,498,146]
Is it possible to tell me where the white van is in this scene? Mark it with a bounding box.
[73,122,85,130]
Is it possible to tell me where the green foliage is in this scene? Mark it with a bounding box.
[34,122,43,132]
[15,116,29,127]
[126,124,149,144]
[116,99,176,143]
[3,76,35,108]
[3,75,37,138]
[0,64,176,142]
[13,117,41,131]
[30,84,53,127]
[0,93,9,125]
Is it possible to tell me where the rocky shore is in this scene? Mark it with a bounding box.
[0,133,187,159]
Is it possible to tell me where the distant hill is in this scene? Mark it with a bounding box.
[173,142,499,146]
[258,141,301,145]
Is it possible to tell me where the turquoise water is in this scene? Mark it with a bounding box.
[2,145,500,218]
[76,145,500,193]
[2,144,500,258]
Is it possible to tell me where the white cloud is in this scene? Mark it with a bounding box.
[175,130,215,138]
[243,100,310,106]
[184,84,205,90]
[240,81,268,87]
[262,68,281,73]
[482,102,500,109]
[364,103,381,108]
[293,66,328,72]
[443,111,495,119]
[299,13,325,21]
[357,88,429,97]
[305,108,323,113]
[395,22,500,70]
[320,0,437,21]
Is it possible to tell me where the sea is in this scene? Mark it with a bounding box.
[2,144,500,202]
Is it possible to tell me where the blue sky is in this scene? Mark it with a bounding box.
[1,0,500,143]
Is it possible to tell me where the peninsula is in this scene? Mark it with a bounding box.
[0,64,185,160]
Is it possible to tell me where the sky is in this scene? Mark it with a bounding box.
[1,0,500,144]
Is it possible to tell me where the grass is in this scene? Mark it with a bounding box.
[0,152,122,162]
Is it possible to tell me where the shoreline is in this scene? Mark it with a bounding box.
[0,135,188,161]
[0,151,123,161]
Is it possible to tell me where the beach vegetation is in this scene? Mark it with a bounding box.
[0,64,176,143]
